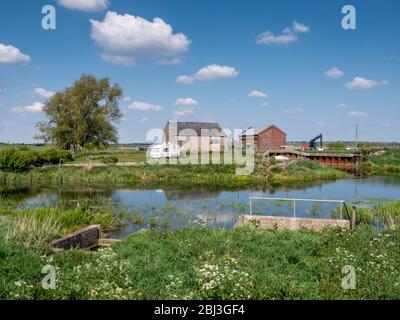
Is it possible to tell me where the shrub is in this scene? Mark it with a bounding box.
[0,147,73,172]
[41,148,72,164]
[0,148,30,172]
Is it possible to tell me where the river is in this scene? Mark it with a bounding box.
[1,176,399,238]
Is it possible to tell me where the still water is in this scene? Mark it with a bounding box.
[1,176,400,238]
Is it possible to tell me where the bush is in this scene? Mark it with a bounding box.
[0,147,73,172]
[45,148,72,164]
[0,148,30,172]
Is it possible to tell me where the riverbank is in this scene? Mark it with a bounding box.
[1,221,399,299]
[1,201,400,300]
[361,148,400,176]
[0,159,348,187]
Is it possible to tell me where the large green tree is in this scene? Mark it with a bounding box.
[36,75,123,150]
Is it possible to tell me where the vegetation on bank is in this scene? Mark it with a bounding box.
[1,221,399,299]
[0,147,72,172]
[255,158,348,183]
[1,200,400,300]
[356,200,400,227]
[2,145,400,185]
[0,157,348,187]
[361,148,400,176]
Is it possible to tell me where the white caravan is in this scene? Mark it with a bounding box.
[149,143,181,159]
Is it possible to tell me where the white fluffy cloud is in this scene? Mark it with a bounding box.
[173,98,198,117]
[348,110,367,117]
[177,64,238,84]
[345,77,389,90]
[12,102,44,113]
[174,98,198,107]
[90,12,191,66]
[128,101,163,112]
[292,21,310,33]
[58,0,109,12]
[257,31,298,45]
[336,103,347,108]
[257,21,309,45]
[249,90,268,98]
[194,65,238,80]
[325,67,344,79]
[176,75,194,85]
[284,107,303,114]
[0,44,30,64]
[174,108,194,117]
[34,88,55,99]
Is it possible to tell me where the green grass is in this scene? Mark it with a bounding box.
[1,224,399,300]
[72,149,147,164]
[255,159,348,184]
[0,207,119,238]
[356,200,400,226]
[1,200,400,300]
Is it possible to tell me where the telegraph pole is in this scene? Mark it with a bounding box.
[355,123,359,149]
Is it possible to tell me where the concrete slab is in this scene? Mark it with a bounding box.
[235,215,350,231]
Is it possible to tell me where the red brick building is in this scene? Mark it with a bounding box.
[240,124,286,150]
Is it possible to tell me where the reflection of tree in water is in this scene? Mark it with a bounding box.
[0,186,117,210]
[56,188,114,201]
[163,189,221,201]
[50,188,117,210]
[0,187,36,202]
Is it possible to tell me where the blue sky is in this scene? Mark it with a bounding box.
[0,0,399,143]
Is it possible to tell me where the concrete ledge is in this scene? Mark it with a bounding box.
[49,225,101,251]
[235,215,350,231]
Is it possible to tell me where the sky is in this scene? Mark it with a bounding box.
[0,0,399,143]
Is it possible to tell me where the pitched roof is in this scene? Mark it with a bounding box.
[240,124,286,136]
[165,121,225,137]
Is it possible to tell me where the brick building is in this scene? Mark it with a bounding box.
[240,124,286,150]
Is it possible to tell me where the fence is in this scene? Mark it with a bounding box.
[249,197,349,220]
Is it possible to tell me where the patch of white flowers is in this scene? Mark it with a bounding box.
[195,252,254,299]
[10,280,35,299]
[65,248,139,300]
[11,248,140,300]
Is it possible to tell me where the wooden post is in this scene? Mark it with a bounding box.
[351,206,356,230]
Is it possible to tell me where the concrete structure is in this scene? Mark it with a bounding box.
[240,124,286,150]
[164,121,226,152]
[235,215,350,231]
[265,148,363,166]
[49,225,101,251]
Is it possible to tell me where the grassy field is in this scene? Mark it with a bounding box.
[1,210,400,300]
[71,149,147,164]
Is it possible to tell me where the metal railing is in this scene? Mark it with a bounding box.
[249,197,348,220]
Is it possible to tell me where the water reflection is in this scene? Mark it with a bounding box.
[1,176,400,239]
